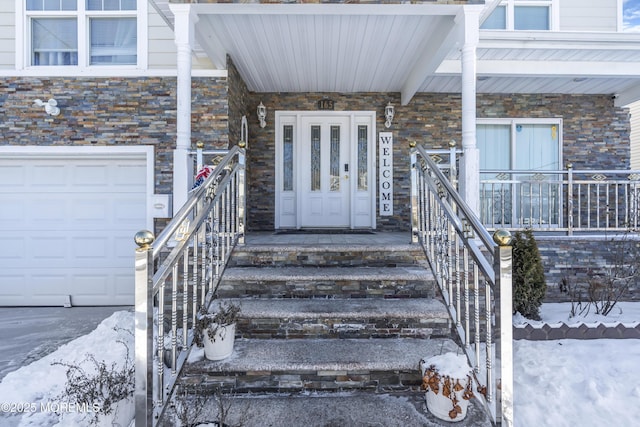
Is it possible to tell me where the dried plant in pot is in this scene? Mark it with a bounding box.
[194,301,241,361]
[420,352,474,422]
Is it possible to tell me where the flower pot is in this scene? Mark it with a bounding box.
[203,323,236,361]
[420,353,474,423]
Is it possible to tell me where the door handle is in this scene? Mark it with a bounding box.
[344,164,349,172]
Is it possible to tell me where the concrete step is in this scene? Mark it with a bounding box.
[228,243,429,268]
[161,390,493,427]
[182,337,460,393]
[217,265,437,299]
[227,297,452,339]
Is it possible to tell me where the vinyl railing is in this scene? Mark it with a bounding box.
[411,143,514,426]
[481,166,640,234]
[133,145,246,426]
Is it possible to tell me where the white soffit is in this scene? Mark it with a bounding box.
[152,2,640,104]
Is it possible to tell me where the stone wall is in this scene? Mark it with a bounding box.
[537,235,640,303]
[243,92,630,231]
[0,76,229,211]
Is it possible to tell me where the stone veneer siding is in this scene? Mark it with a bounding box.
[0,76,229,232]
[227,56,251,147]
[243,92,630,231]
[536,236,640,303]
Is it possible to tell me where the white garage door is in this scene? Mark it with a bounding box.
[0,150,149,306]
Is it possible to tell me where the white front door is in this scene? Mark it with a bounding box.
[275,111,376,229]
[300,116,350,227]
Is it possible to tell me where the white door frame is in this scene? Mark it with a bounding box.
[275,111,377,230]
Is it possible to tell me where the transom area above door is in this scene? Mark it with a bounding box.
[275,111,376,230]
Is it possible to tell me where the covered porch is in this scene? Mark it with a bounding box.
[150,1,640,232]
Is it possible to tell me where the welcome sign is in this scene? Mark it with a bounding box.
[379,132,393,216]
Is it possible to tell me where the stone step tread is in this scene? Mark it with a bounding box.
[222,298,449,320]
[163,390,492,427]
[234,243,422,252]
[221,265,434,281]
[188,337,459,372]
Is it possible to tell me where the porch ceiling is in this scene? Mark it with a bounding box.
[151,2,640,106]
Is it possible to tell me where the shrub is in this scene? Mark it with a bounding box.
[512,229,547,320]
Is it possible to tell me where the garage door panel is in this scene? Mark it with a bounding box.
[74,199,110,222]
[0,152,148,306]
[114,164,146,187]
[33,165,66,186]
[73,164,109,187]
[0,165,24,187]
[0,238,24,259]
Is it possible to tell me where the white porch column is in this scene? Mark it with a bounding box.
[169,4,198,214]
[458,7,481,215]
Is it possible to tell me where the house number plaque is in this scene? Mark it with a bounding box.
[317,99,334,110]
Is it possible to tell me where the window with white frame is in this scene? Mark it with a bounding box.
[478,119,562,227]
[481,0,554,31]
[25,0,137,67]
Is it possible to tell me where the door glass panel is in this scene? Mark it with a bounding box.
[330,125,340,192]
[515,124,559,226]
[478,124,511,225]
[283,125,293,191]
[357,125,368,190]
[310,125,321,191]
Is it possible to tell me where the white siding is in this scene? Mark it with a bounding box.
[559,0,618,32]
[148,7,215,70]
[630,101,640,170]
[0,2,15,69]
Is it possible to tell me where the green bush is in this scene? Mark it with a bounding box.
[512,229,547,320]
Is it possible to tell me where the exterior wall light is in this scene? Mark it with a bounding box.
[384,102,394,128]
[34,98,60,116]
[257,101,267,128]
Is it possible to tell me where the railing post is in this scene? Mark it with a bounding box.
[237,144,246,245]
[410,141,419,243]
[493,229,513,427]
[449,139,457,190]
[567,163,573,236]
[134,230,155,427]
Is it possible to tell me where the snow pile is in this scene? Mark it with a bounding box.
[513,301,640,327]
[0,311,134,427]
[420,352,472,378]
[514,339,640,427]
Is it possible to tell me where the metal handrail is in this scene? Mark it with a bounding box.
[133,145,246,426]
[480,167,640,234]
[411,144,513,426]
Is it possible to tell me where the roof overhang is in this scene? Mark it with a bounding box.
[150,1,640,106]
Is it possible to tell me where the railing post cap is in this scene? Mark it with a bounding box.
[566,163,573,169]
[238,140,246,148]
[196,141,204,149]
[448,139,456,148]
[409,141,416,148]
[493,229,513,246]
[134,230,155,250]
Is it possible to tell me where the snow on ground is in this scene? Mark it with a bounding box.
[0,305,639,427]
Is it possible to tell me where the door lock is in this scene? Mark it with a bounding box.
[344,164,349,172]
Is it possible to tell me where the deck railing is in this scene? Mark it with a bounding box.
[411,143,513,426]
[133,145,246,426]
[481,167,640,234]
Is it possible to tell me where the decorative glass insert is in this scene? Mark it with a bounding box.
[90,17,137,65]
[357,125,368,191]
[283,125,293,191]
[330,126,340,192]
[32,18,78,65]
[311,125,321,191]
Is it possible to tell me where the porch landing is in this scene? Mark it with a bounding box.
[244,231,412,247]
